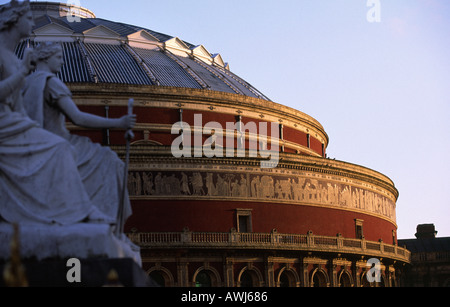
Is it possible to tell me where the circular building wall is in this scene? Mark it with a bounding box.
[24,2,410,287]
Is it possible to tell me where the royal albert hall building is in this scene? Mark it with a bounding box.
[22,2,410,287]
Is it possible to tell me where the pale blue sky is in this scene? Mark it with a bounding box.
[10,0,450,239]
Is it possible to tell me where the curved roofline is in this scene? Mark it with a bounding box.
[30,1,96,19]
[27,4,275,100]
[27,2,330,147]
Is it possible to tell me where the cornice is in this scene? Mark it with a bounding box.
[112,145,399,200]
[68,83,329,146]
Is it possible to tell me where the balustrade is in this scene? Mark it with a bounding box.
[130,231,410,262]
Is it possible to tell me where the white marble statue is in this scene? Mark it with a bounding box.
[0,0,113,226]
[23,42,136,225]
[0,1,140,264]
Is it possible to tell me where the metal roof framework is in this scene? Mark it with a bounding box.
[22,14,271,101]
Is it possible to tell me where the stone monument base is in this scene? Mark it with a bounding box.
[0,222,141,263]
[0,257,153,287]
[0,222,153,287]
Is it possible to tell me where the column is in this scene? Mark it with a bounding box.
[329,260,338,287]
[265,257,275,287]
[224,258,235,287]
[177,260,189,287]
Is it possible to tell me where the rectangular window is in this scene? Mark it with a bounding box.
[279,124,284,153]
[239,216,250,233]
[356,225,363,239]
[236,209,253,233]
[355,219,364,239]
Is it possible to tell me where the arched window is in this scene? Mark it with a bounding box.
[192,267,221,287]
[278,269,298,287]
[339,271,352,287]
[279,273,290,287]
[240,270,255,287]
[238,266,263,287]
[361,272,371,287]
[311,270,328,287]
[195,271,212,287]
[147,267,174,287]
[149,271,166,287]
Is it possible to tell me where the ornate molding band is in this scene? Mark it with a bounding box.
[127,168,396,223]
[113,146,399,199]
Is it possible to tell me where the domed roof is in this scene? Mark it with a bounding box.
[20,2,271,101]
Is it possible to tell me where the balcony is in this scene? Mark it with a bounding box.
[127,230,411,263]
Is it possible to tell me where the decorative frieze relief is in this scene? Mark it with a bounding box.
[127,166,396,222]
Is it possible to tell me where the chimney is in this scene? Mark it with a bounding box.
[415,224,438,239]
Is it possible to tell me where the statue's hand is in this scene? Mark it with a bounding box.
[119,114,137,130]
[21,48,36,75]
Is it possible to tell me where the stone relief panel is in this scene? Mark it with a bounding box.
[128,168,396,222]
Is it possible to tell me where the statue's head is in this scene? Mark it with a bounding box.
[33,42,64,73]
[0,0,31,32]
[34,42,63,62]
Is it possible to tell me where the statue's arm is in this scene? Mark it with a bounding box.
[56,95,136,130]
[0,49,35,102]
[0,66,27,102]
